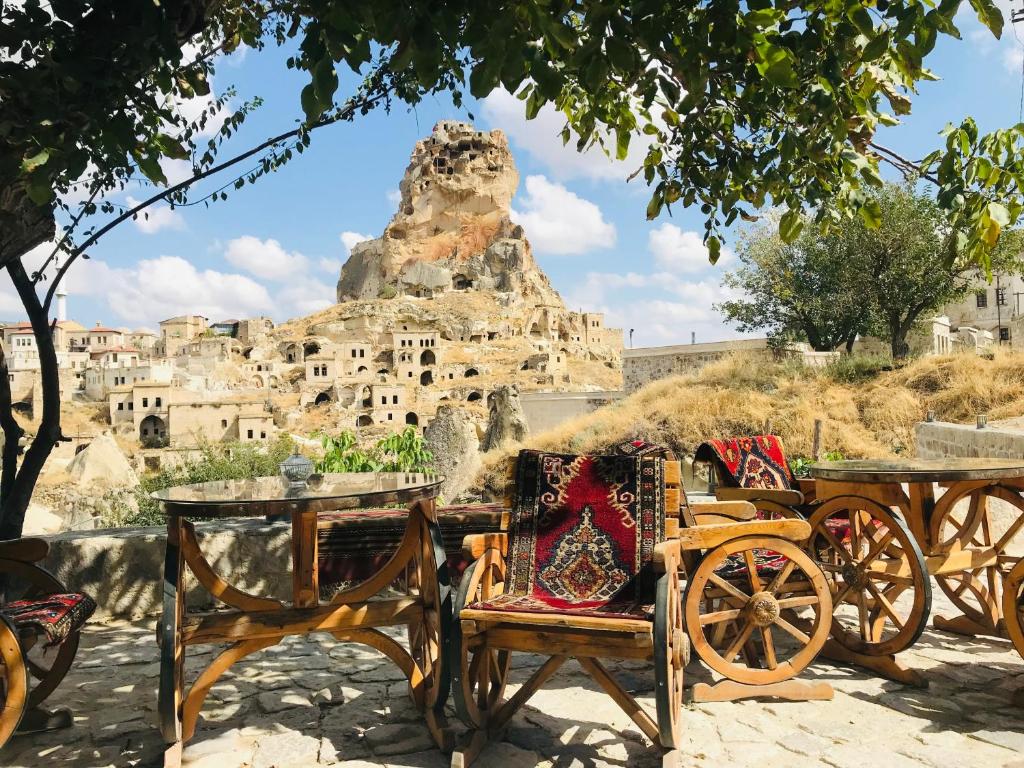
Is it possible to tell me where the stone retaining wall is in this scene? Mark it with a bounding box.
[915,420,1024,459]
[41,520,292,620]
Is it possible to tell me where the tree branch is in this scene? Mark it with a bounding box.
[869,142,940,186]
[0,347,24,509]
[42,84,394,313]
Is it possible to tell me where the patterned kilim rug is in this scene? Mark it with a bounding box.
[471,450,665,619]
[1,593,96,646]
[695,435,795,490]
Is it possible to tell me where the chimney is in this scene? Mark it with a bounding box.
[691,331,696,345]
[56,288,67,323]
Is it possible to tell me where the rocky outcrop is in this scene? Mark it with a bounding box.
[482,385,529,451]
[337,121,562,306]
[424,405,481,502]
[65,432,138,489]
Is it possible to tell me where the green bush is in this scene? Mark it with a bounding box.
[824,354,895,384]
[317,426,433,473]
[790,450,845,478]
[126,436,296,527]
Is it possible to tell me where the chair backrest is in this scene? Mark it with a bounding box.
[694,435,795,491]
[500,450,679,608]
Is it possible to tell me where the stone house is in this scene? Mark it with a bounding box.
[168,399,275,447]
[942,270,1024,345]
[158,315,208,357]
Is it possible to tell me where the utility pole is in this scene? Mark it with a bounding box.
[997,273,1004,344]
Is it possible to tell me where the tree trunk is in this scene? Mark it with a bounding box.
[0,349,24,508]
[844,333,857,355]
[0,261,67,541]
[0,181,56,269]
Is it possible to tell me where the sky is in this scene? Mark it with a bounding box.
[8,5,1024,347]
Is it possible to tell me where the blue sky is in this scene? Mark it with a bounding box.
[8,6,1024,346]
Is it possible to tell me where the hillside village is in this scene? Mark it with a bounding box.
[2,122,622,468]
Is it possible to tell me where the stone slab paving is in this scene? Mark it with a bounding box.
[4,590,1024,768]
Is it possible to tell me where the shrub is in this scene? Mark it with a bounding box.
[125,436,296,527]
[824,354,895,384]
[316,426,433,473]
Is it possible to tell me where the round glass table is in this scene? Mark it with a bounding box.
[152,473,452,766]
[808,458,1024,682]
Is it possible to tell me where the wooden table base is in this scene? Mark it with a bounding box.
[819,638,928,688]
[159,499,452,767]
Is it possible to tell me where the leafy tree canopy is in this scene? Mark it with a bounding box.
[720,183,1024,358]
[3,0,1023,274]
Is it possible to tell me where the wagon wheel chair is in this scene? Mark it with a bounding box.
[695,437,932,666]
[0,538,96,751]
[928,480,1024,640]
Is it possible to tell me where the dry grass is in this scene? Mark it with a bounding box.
[476,348,1024,494]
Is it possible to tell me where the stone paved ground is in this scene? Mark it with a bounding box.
[5,590,1024,768]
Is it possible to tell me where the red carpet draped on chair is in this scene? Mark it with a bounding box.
[471,450,665,619]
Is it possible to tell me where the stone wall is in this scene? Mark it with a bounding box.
[519,391,623,433]
[915,420,1024,459]
[41,521,292,620]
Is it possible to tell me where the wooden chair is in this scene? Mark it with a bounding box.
[0,538,96,751]
[694,435,932,681]
[448,450,833,767]
[1005,558,1024,706]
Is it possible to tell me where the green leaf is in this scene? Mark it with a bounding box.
[136,154,167,185]
[300,83,322,124]
[605,36,634,72]
[858,199,883,228]
[987,201,1010,227]
[312,58,339,109]
[156,135,189,160]
[615,128,630,161]
[969,0,1004,38]
[469,55,503,98]
[779,208,803,242]
[21,149,49,173]
[755,43,799,88]
[707,235,722,264]
[863,31,891,61]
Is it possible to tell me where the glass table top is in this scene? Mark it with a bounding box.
[810,458,1024,483]
[152,472,444,518]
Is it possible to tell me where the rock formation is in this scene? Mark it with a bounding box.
[65,432,138,489]
[337,121,562,306]
[482,384,529,451]
[423,404,482,502]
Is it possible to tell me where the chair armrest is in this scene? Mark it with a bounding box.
[715,487,805,506]
[677,519,812,551]
[653,540,680,573]
[462,533,508,560]
[687,500,757,523]
[0,538,49,563]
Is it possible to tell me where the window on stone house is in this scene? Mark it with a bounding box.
[381,396,387,405]
[351,350,357,358]
[387,413,393,420]
[117,403,124,411]
[142,397,148,407]
[260,431,266,439]
[221,419,227,428]
[1000,327,1010,341]
[128,402,133,410]
[359,349,365,357]
[977,291,988,308]
[155,397,161,408]
[392,395,398,404]
[247,429,254,439]
[997,288,1007,306]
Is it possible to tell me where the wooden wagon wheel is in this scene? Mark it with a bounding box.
[406,515,451,711]
[450,550,511,729]
[0,615,28,750]
[807,496,930,656]
[654,567,686,748]
[1005,559,1024,660]
[930,483,1024,633]
[683,537,831,685]
[0,559,80,718]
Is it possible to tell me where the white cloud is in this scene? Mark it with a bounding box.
[274,277,336,316]
[63,255,274,326]
[224,236,309,282]
[481,88,651,182]
[510,175,615,255]
[318,257,342,273]
[386,189,402,205]
[648,223,733,273]
[125,196,184,234]
[1003,46,1023,74]
[340,231,373,255]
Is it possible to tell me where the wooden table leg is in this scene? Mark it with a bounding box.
[159,517,185,768]
[292,509,319,609]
